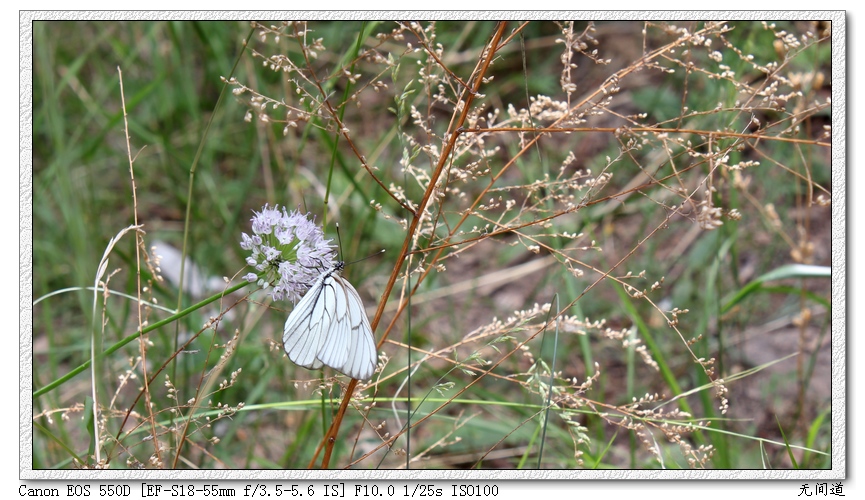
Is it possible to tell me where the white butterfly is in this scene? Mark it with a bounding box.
[282,261,377,380]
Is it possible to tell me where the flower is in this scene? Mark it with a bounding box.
[241,205,335,303]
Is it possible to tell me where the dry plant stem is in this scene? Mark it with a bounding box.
[310,22,509,470]
[345,210,688,466]
[292,23,417,219]
[473,407,549,468]
[89,225,142,467]
[378,28,717,323]
[109,292,250,465]
[118,67,161,465]
[317,20,815,469]
[462,126,830,148]
[707,31,830,137]
[404,122,827,276]
[370,24,741,401]
[381,136,707,348]
[172,325,235,469]
[403,411,479,468]
[354,119,756,463]
[346,315,561,467]
[167,31,253,468]
[751,145,831,197]
[403,22,490,96]
[383,339,527,385]
[496,21,531,49]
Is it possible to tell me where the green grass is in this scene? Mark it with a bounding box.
[32,20,832,470]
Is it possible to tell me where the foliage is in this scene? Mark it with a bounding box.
[32,20,832,470]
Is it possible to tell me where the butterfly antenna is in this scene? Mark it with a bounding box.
[346,249,386,267]
[335,222,385,266]
[334,222,345,262]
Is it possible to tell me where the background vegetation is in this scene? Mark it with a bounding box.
[32,20,832,470]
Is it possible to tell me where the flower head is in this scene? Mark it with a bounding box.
[241,205,335,303]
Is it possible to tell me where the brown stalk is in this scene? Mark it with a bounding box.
[357,22,737,378]
[117,67,160,465]
[345,203,691,467]
[308,21,509,470]
[292,23,417,219]
[313,20,805,469]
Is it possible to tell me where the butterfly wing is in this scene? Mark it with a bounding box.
[334,275,377,380]
[314,272,351,372]
[283,265,377,380]
[283,271,332,369]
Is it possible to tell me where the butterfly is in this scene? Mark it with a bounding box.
[282,261,377,380]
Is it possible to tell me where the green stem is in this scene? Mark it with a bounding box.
[34,281,250,398]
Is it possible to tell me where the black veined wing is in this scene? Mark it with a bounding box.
[282,262,377,380]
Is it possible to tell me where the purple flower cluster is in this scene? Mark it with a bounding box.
[241,205,335,303]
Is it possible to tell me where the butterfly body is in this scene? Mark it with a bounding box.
[282,261,377,380]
